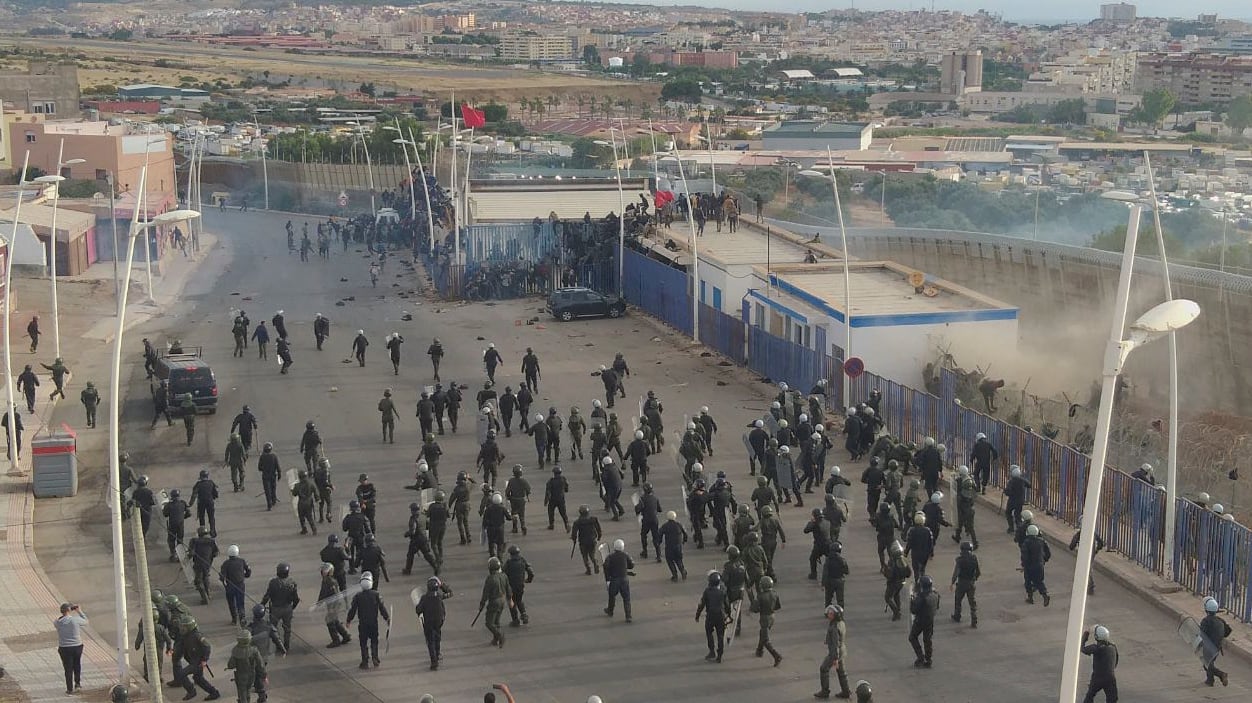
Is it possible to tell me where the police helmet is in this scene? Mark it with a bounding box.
[276,562,290,578]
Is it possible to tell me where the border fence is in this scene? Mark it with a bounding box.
[607,245,1252,623]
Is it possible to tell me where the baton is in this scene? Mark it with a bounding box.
[470,603,485,627]
[570,541,577,559]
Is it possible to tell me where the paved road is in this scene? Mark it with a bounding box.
[38,208,1252,702]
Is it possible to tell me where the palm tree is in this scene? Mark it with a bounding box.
[622,98,635,118]
[576,94,586,117]
[547,94,559,114]
[601,97,613,118]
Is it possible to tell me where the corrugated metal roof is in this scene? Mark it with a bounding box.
[0,203,94,241]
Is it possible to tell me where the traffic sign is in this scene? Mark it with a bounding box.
[843,357,865,378]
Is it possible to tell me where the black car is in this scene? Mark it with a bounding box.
[152,349,219,414]
[548,287,627,322]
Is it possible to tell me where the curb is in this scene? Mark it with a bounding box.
[968,482,1252,668]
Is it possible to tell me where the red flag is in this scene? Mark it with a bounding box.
[460,104,486,129]
[654,190,674,208]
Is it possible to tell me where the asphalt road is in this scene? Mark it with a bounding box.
[37,208,1252,702]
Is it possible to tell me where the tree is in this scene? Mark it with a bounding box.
[107,29,132,41]
[660,79,703,104]
[583,45,601,66]
[1135,89,1176,131]
[359,83,376,98]
[571,137,613,168]
[740,167,784,205]
[1047,99,1086,126]
[1226,94,1252,135]
[482,102,508,122]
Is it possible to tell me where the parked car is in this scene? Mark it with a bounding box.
[548,287,626,322]
[152,347,219,414]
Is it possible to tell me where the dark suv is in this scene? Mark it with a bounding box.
[152,349,219,414]
[548,287,626,322]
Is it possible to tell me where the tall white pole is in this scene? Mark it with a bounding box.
[360,127,376,218]
[5,152,30,476]
[450,95,460,264]
[827,148,853,407]
[1144,153,1179,579]
[49,139,64,359]
[1058,203,1142,703]
[256,118,270,210]
[137,131,162,305]
[672,154,699,343]
[647,119,660,183]
[704,117,717,195]
[463,127,475,229]
[406,127,437,256]
[608,129,625,296]
[393,119,417,225]
[880,171,886,226]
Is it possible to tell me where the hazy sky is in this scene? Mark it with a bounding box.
[617,1,1250,23]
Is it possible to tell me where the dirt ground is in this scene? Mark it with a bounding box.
[0,36,657,104]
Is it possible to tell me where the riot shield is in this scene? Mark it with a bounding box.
[1177,616,1220,666]
[632,491,642,526]
[596,542,608,567]
[410,587,422,608]
[724,600,744,651]
[742,432,755,461]
[286,469,300,519]
[309,583,364,613]
[763,413,780,436]
[173,543,196,587]
[681,485,691,523]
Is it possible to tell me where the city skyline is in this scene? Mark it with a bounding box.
[589,0,1250,23]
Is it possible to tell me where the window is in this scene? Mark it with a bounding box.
[95,169,108,181]
[60,166,72,179]
[43,102,56,114]
[24,131,36,143]
[699,280,706,304]
[712,286,722,310]
[754,303,765,328]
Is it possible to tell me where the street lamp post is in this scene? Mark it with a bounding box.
[662,153,700,343]
[595,132,627,296]
[1057,191,1201,703]
[254,116,270,210]
[108,195,199,685]
[800,151,853,407]
[33,142,86,359]
[105,172,121,306]
[347,122,376,218]
[1144,153,1181,580]
[4,151,33,477]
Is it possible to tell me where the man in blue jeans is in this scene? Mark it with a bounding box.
[55,603,87,694]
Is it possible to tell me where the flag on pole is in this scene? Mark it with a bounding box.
[461,104,486,129]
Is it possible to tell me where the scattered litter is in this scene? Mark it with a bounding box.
[335,301,346,306]
[717,361,733,367]
[344,296,356,302]
[341,359,354,364]
[329,386,339,393]
[340,278,349,283]
[700,352,712,358]
[650,337,662,343]
[535,324,546,330]
[401,313,413,321]
[716,381,728,386]
[230,292,240,296]
[476,336,485,341]
[242,296,253,301]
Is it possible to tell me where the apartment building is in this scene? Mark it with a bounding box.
[1026,49,1137,95]
[1100,3,1136,22]
[498,33,575,62]
[1135,52,1252,106]
[940,51,983,96]
[0,62,80,117]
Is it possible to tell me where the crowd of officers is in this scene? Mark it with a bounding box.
[117,332,1238,703]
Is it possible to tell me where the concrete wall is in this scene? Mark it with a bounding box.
[841,227,1252,415]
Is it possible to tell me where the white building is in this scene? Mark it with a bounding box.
[745,261,1019,388]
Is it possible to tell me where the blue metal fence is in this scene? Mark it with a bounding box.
[614,250,1252,620]
[621,249,693,335]
[463,222,557,264]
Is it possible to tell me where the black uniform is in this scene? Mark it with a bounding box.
[804,515,832,579]
[220,555,251,624]
[1081,634,1119,703]
[162,496,190,560]
[261,576,300,653]
[544,474,570,531]
[258,450,281,510]
[1200,612,1233,687]
[521,351,540,391]
[603,550,635,621]
[426,499,450,564]
[1020,533,1052,605]
[950,550,981,626]
[189,476,219,537]
[413,582,453,669]
[636,491,663,559]
[319,544,349,593]
[660,519,689,580]
[969,438,999,492]
[696,582,729,661]
[346,588,390,667]
[404,509,439,575]
[571,512,603,575]
[822,545,850,608]
[503,553,536,625]
[908,586,940,667]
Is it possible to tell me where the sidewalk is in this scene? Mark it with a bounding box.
[0,230,219,702]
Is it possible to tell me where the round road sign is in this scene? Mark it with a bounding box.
[843,357,865,378]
